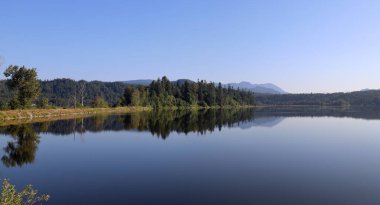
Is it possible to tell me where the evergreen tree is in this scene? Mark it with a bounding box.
[123,85,134,105]
[216,82,224,106]
[3,65,41,109]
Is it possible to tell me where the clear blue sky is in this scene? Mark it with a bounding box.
[1,0,379,93]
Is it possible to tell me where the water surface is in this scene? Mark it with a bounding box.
[1,107,380,205]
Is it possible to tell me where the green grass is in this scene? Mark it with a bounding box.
[0,106,152,121]
[0,105,255,124]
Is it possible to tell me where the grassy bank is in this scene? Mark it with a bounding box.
[0,105,255,126]
[0,106,152,122]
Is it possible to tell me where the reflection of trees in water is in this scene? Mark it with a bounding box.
[1,124,39,167]
[110,109,256,139]
[2,106,377,142]
[0,109,255,167]
[1,107,378,167]
[133,109,256,138]
[254,106,380,119]
[0,109,256,140]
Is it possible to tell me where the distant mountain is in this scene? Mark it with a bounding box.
[123,79,194,86]
[175,79,194,85]
[360,88,373,92]
[226,81,287,94]
[123,79,153,86]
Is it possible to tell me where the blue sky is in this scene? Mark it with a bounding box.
[0,0,379,93]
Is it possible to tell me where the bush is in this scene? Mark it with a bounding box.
[9,97,21,110]
[92,96,109,108]
[0,101,8,110]
[0,179,49,205]
[37,98,50,109]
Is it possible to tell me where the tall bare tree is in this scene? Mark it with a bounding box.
[70,84,77,108]
[78,81,86,106]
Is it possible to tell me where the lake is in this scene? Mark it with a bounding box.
[1,107,380,205]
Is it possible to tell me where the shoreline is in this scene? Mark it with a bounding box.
[0,105,256,125]
[0,104,363,123]
[0,107,152,122]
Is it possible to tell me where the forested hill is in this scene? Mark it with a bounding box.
[0,77,256,108]
[2,76,379,108]
[255,90,380,106]
[0,79,126,107]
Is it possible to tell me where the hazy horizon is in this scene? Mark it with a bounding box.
[1,0,379,93]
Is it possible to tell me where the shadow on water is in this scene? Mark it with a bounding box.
[1,106,380,167]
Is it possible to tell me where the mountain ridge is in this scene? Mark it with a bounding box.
[226,81,287,94]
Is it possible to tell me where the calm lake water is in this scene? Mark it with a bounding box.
[1,107,380,205]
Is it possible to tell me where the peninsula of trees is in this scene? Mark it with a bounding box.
[0,65,256,110]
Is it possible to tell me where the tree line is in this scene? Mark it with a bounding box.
[0,65,255,109]
[123,76,255,108]
[255,91,380,107]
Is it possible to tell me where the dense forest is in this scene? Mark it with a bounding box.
[3,77,380,108]
[0,78,127,108]
[123,76,255,108]
[0,78,256,109]
[0,66,255,109]
[255,90,380,106]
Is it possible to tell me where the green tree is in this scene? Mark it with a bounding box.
[131,89,141,106]
[216,82,224,106]
[161,76,172,95]
[37,97,49,108]
[183,81,197,105]
[123,85,134,106]
[206,82,216,106]
[3,65,40,109]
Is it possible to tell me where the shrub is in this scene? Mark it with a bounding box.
[9,97,21,110]
[0,179,49,205]
[37,97,50,108]
[0,101,8,110]
[92,96,109,108]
